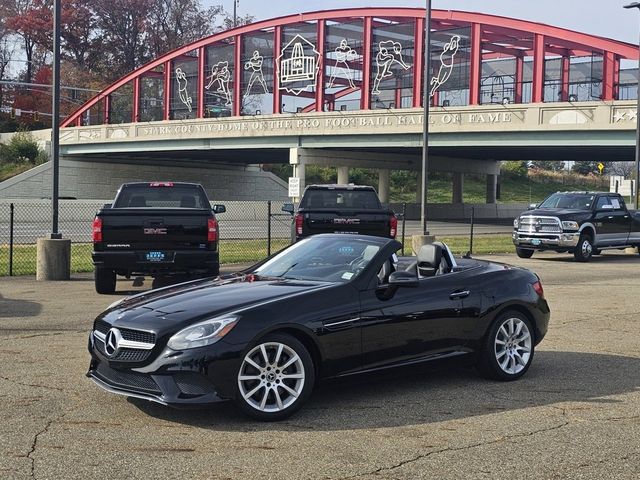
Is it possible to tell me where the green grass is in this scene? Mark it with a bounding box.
[0,236,513,276]
[391,174,609,204]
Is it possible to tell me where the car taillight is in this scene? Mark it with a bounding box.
[208,217,218,242]
[389,215,398,238]
[532,280,544,299]
[92,217,102,243]
[295,213,303,236]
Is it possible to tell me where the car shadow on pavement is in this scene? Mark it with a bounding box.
[0,294,42,317]
[527,253,640,263]
[129,350,640,431]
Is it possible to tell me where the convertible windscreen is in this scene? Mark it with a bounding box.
[253,236,387,282]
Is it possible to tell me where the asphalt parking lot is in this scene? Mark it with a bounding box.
[1,251,639,479]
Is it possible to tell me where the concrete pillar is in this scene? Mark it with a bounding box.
[378,169,390,203]
[452,172,464,204]
[486,173,498,204]
[36,238,71,280]
[289,148,306,202]
[337,166,349,185]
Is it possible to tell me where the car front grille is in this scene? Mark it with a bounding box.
[94,362,161,394]
[518,216,561,233]
[95,319,156,344]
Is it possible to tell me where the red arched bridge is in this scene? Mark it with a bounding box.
[61,7,638,126]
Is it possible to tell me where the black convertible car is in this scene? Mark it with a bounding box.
[87,234,550,420]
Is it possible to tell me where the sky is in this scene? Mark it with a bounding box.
[210,0,640,44]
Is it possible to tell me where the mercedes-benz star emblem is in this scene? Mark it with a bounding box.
[104,328,123,357]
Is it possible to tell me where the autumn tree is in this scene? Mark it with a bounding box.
[147,0,223,58]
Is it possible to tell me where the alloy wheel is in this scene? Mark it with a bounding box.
[238,342,306,413]
[494,317,532,375]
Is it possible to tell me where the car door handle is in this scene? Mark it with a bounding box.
[449,290,470,299]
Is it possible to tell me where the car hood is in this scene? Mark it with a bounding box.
[522,208,590,219]
[100,274,331,331]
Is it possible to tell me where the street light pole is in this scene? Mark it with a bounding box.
[233,0,238,28]
[624,2,640,210]
[420,0,432,235]
[51,0,61,239]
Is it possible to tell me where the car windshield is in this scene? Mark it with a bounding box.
[538,193,595,210]
[252,236,388,282]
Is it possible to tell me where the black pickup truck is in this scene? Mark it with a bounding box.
[512,191,640,261]
[283,184,397,242]
[91,182,225,293]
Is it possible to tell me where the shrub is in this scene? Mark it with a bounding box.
[2,131,41,164]
[501,161,528,178]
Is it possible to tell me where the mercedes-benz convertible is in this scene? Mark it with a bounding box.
[87,234,550,420]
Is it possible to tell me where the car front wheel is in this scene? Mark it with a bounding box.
[478,311,535,381]
[235,333,315,421]
[516,247,534,259]
[574,234,594,262]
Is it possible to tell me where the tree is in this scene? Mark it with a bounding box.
[93,0,154,78]
[147,0,223,58]
[5,0,40,83]
[530,160,565,172]
[608,161,635,178]
[572,161,599,176]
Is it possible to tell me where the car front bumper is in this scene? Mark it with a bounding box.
[512,231,579,249]
[87,332,240,407]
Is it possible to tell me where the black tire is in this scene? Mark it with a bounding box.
[234,333,315,421]
[477,310,535,381]
[573,234,594,262]
[516,247,534,259]
[94,267,116,294]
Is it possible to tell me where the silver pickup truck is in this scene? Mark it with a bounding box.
[512,191,640,261]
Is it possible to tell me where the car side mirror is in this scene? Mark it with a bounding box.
[527,203,538,210]
[213,204,226,214]
[282,203,294,214]
[388,271,419,287]
[103,203,112,209]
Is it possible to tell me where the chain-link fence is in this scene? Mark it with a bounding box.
[0,200,293,276]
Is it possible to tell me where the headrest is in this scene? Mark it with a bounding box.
[180,195,196,208]
[417,244,442,268]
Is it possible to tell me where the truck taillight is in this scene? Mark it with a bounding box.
[208,218,218,242]
[295,213,304,236]
[92,217,102,243]
[390,215,398,238]
[532,280,544,299]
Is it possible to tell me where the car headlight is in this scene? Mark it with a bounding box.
[513,218,519,228]
[561,221,579,231]
[167,316,238,350]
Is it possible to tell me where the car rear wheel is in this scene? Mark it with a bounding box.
[235,333,315,421]
[516,247,534,259]
[574,234,593,262]
[94,267,116,294]
[478,311,535,381]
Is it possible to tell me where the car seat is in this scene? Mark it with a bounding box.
[180,195,196,208]
[128,195,147,207]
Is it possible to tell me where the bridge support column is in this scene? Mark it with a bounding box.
[378,169,390,203]
[486,173,498,204]
[452,172,464,203]
[289,148,306,202]
[337,166,349,185]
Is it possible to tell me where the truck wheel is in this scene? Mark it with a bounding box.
[516,248,534,259]
[574,234,594,262]
[95,268,116,294]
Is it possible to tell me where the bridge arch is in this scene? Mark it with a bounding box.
[61,7,639,128]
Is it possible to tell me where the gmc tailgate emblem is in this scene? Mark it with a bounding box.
[144,227,168,235]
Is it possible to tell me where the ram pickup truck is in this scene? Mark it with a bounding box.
[512,191,640,261]
[283,184,398,242]
[91,182,225,294]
